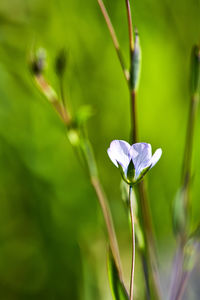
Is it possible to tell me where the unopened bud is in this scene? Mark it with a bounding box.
[130,30,142,91]
[55,48,67,77]
[31,48,46,75]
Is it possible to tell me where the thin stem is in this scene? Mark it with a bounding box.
[138,181,163,300]
[98,0,129,83]
[181,94,199,217]
[33,72,124,283]
[130,89,138,143]
[125,0,134,53]
[129,185,135,300]
[34,74,71,125]
[169,93,199,300]
[91,176,123,281]
[124,1,162,297]
[59,76,66,107]
[128,45,162,299]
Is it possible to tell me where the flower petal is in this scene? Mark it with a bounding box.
[130,143,152,177]
[149,148,162,168]
[107,140,131,171]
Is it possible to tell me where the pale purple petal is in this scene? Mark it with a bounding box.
[107,140,131,171]
[130,143,152,176]
[149,148,162,168]
[107,140,162,183]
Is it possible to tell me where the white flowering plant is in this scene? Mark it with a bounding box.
[29,1,200,299]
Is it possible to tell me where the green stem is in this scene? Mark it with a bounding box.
[125,0,134,53]
[138,181,162,300]
[130,89,138,143]
[170,46,200,300]
[181,93,199,224]
[129,58,162,300]
[98,0,129,83]
[90,176,123,281]
[59,75,66,107]
[129,185,135,300]
[33,72,124,285]
[124,1,162,297]
[170,94,199,300]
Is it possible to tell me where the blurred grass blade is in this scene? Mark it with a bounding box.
[172,188,186,236]
[107,249,129,300]
[190,45,200,95]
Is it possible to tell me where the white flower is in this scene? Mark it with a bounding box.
[107,140,162,185]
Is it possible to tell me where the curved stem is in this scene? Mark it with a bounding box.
[138,181,162,300]
[98,0,129,83]
[129,185,135,300]
[170,90,199,300]
[125,0,134,53]
[33,72,124,284]
[181,94,199,225]
[34,74,71,125]
[91,176,123,281]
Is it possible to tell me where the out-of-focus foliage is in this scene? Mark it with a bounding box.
[107,249,129,300]
[0,0,200,299]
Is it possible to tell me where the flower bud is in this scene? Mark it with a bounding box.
[55,48,67,77]
[130,30,142,91]
[30,48,46,75]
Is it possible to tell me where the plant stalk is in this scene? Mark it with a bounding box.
[33,72,124,282]
[124,0,162,298]
[170,93,199,300]
[170,45,200,300]
[129,185,136,300]
[91,176,123,280]
[98,0,129,83]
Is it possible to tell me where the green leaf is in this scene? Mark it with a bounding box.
[107,249,129,300]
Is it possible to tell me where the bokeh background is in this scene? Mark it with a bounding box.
[0,0,200,299]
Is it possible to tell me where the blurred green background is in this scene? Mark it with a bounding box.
[0,0,200,299]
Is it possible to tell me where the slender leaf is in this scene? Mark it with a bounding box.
[107,249,129,300]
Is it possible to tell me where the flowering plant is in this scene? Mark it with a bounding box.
[107,140,162,185]
[29,0,200,299]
